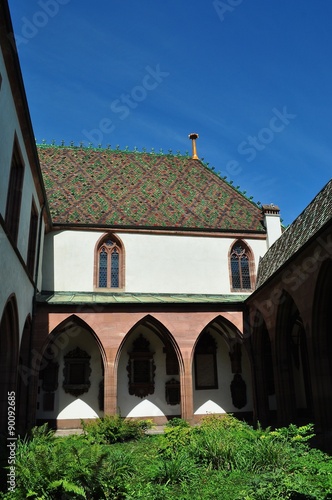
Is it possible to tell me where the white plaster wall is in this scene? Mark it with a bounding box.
[36,327,104,422]
[0,50,15,217]
[43,230,267,295]
[123,233,263,294]
[117,328,180,418]
[0,46,43,341]
[0,48,45,344]
[0,50,43,265]
[42,231,95,291]
[0,227,35,337]
[36,220,45,291]
[265,214,282,248]
[193,332,253,415]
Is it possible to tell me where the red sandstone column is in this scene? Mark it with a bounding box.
[180,356,194,423]
[104,349,117,415]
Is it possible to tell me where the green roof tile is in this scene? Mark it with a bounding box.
[37,145,265,232]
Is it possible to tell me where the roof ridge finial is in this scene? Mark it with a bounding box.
[188,133,199,160]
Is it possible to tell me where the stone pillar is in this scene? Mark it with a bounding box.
[180,356,194,423]
[104,351,117,415]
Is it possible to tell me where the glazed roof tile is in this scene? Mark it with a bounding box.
[256,179,332,287]
[37,145,264,232]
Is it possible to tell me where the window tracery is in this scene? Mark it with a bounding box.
[230,241,253,291]
[96,235,123,289]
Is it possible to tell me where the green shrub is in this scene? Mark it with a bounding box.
[0,425,136,499]
[81,414,152,444]
[1,418,332,499]
[165,417,190,428]
[189,416,316,474]
[152,449,198,485]
[199,413,246,431]
[159,425,193,458]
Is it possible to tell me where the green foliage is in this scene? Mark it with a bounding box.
[199,413,245,431]
[1,418,332,499]
[165,417,190,428]
[0,424,135,499]
[150,423,198,485]
[48,479,86,498]
[268,423,315,447]
[159,425,193,457]
[81,414,152,444]
[152,449,198,485]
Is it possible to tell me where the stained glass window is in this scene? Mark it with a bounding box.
[98,237,121,288]
[111,249,119,287]
[230,242,252,290]
[99,248,108,287]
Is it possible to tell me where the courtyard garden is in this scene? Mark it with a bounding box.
[1,414,332,499]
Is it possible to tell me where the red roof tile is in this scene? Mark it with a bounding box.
[38,145,265,232]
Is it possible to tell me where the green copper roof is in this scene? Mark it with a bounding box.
[37,292,249,305]
[37,145,265,232]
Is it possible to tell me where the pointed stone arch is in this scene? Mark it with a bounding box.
[192,315,251,419]
[0,295,19,433]
[250,309,276,428]
[42,314,107,367]
[275,290,312,426]
[116,314,183,422]
[17,315,32,433]
[36,315,106,429]
[192,315,244,359]
[312,259,332,433]
[116,314,183,371]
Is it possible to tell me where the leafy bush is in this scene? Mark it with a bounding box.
[152,449,198,485]
[159,425,193,457]
[199,413,245,431]
[189,415,317,475]
[1,418,332,499]
[165,417,190,428]
[0,424,136,499]
[81,414,152,444]
[147,418,198,486]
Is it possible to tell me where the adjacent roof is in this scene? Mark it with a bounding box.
[37,291,249,305]
[256,179,332,288]
[37,145,265,232]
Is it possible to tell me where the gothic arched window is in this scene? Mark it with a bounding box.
[96,235,123,289]
[230,241,253,291]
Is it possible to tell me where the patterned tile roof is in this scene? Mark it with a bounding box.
[256,179,332,287]
[37,145,265,232]
[37,291,249,305]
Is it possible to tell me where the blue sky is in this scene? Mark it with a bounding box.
[8,0,332,225]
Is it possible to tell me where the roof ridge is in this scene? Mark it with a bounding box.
[36,140,190,158]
